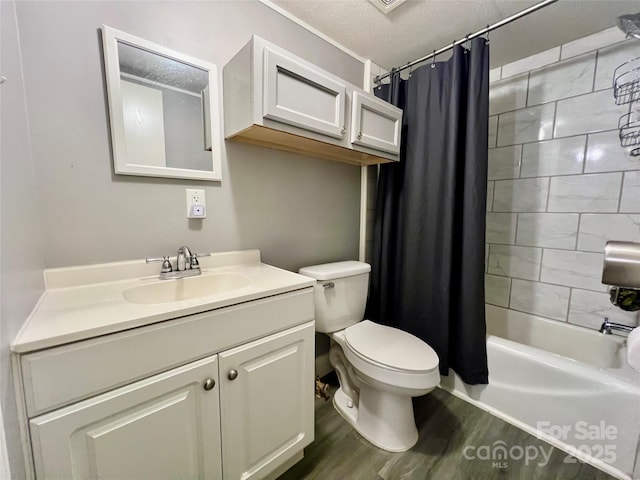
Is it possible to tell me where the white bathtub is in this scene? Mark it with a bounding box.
[440,305,640,480]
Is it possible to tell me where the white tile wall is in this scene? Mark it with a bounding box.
[509,279,570,321]
[594,41,639,91]
[489,73,528,115]
[488,245,542,281]
[554,89,629,138]
[493,177,549,212]
[568,288,638,330]
[527,52,596,106]
[560,27,627,60]
[485,29,640,331]
[486,213,516,244]
[585,130,640,173]
[485,274,510,307]
[501,47,560,79]
[620,171,640,213]
[488,145,521,180]
[578,214,640,253]
[520,136,585,178]
[489,67,502,84]
[497,103,555,146]
[540,249,606,291]
[547,172,622,212]
[516,213,579,249]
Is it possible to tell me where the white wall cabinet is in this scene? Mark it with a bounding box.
[224,35,402,166]
[17,291,315,480]
[350,91,402,155]
[263,47,347,139]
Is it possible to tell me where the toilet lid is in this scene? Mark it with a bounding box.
[344,320,439,372]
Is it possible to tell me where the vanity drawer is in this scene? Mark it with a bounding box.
[20,288,313,417]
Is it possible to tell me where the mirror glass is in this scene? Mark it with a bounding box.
[102,26,222,181]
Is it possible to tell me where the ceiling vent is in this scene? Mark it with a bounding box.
[368,0,407,15]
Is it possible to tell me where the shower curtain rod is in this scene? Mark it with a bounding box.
[373,0,558,84]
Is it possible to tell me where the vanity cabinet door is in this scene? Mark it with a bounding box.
[29,355,222,480]
[219,322,314,480]
[263,47,347,139]
[350,91,403,155]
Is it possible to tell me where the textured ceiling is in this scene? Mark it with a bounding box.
[271,0,640,70]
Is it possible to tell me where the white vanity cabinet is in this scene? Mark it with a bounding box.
[14,273,315,480]
[29,355,224,479]
[224,35,402,166]
[219,324,314,480]
[27,322,314,480]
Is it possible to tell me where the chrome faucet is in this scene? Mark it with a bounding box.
[599,317,634,334]
[176,246,193,271]
[146,246,211,280]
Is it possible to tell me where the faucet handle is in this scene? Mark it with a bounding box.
[190,252,211,269]
[146,256,173,273]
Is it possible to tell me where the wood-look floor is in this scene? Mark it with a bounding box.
[278,379,615,480]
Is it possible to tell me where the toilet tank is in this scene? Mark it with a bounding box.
[299,261,371,333]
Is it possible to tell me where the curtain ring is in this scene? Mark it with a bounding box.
[407,61,413,77]
[485,25,490,45]
[430,50,436,69]
[464,33,471,54]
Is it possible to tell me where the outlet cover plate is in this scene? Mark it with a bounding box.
[186,189,206,218]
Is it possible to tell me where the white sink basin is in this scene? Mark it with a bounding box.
[123,273,252,304]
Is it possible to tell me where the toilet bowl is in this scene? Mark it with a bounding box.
[299,261,440,452]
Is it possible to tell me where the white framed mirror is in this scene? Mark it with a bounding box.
[101,25,222,181]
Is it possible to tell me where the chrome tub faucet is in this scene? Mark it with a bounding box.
[599,317,634,335]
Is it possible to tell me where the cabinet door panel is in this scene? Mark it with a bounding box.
[219,322,314,480]
[263,47,346,138]
[351,91,402,155]
[30,355,221,480]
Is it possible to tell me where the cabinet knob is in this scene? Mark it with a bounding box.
[340,126,347,135]
[203,378,216,391]
[357,132,363,140]
[228,369,239,381]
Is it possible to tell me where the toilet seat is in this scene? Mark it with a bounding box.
[344,320,439,373]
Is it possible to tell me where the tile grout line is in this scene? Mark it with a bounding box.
[591,49,599,93]
[581,134,589,174]
[565,287,573,323]
[617,172,626,213]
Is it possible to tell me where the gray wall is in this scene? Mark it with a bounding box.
[15,0,364,271]
[2,1,365,477]
[0,2,46,477]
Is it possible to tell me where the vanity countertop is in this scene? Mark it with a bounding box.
[12,250,315,354]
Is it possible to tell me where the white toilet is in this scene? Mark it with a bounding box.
[299,260,440,452]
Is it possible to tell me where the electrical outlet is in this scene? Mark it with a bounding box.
[186,189,206,218]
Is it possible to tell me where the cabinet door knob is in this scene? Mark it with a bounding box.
[203,378,216,391]
[357,132,363,140]
[228,369,239,381]
[340,126,347,135]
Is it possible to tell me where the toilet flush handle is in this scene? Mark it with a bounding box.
[322,282,335,289]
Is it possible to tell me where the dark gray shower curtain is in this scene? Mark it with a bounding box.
[367,39,489,385]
